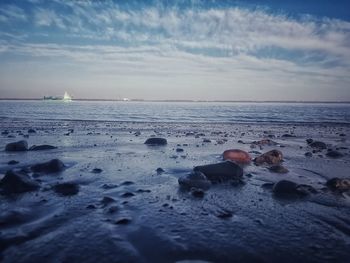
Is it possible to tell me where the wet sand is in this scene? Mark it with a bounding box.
[1,118,350,263]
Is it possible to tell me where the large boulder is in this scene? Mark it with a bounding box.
[254,150,283,165]
[5,140,28,152]
[144,138,167,146]
[31,159,65,173]
[0,170,39,194]
[178,170,211,190]
[193,161,243,183]
[223,149,251,165]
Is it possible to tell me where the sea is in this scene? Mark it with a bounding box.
[0,100,350,124]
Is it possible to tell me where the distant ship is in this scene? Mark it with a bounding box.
[43,91,72,102]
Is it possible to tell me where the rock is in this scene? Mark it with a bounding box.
[53,182,79,196]
[194,161,243,183]
[305,152,313,157]
[203,138,211,143]
[254,150,283,165]
[273,180,313,197]
[31,159,65,173]
[306,139,313,144]
[326,178,350,192]
[28,129,36,133]
[223,149,251,165]
[29,145,57,151]
[92,168,103,174]
[121,192,135,198]
[114,218,131,225]
[5,140,28,152]
[101,196,115,206]
[8,160,19,165]
[144,137,167,145]
[191,187,205,198]
[282,134,295,138]
[309,141,327,150]
[268,165,289,174]
[156,167,165,174]
[252,139,277,146]
[178,170,211,190]
[176,148,184,152]
[272,180,298,196]
[326,150,343,158]
[0,170,39,194]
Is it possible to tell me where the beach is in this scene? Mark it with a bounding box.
[1,116,349,262]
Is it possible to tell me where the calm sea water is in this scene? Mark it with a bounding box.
[0,100,349,124]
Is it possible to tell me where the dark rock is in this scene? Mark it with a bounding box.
[191,187,205,198]
[1,131,9,135]
[176,148,184,152]
[309,141,327,150]
[31,159,65,173]
[101,196,115,206]
[92,168,103,174]
[8,160,19,165]
[194,161,243,183]
[272,180,298,196]
[86,204,96,209]
[268,165,289,174]
[114,218,131,225]
[306,139,313,144]
[305,152,313,157]
[144,137,167,145]
[254,150,283,165]
[156,167,165,174]
[326,178,350,192]
[53,182,79,196]
[28,129,36,133]
[120,181,134,186]
[178,170,211,190]
[326,150,343,158]
[0,170,39,194]
[282,134,295,138]
[29,145,57,151]
[203,138,211,143]
[121,192,135,198]
[5,140,28,152]
[223,149,251,165]
[273,180,313,197]
[339,133,346,137]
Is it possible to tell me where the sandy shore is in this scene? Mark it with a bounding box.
[1,118,350,263]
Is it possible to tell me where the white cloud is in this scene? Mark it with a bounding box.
[0,5,27,22]
[34,8,66,29]
[1,2,350,100]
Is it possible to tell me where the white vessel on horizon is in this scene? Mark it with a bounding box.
[63,91,72,102]
[43,91,72,102]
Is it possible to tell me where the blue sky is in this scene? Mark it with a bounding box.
[0,0,350,101]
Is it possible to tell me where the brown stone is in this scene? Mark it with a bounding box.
[254,149,283,165]
[223,149,251,165]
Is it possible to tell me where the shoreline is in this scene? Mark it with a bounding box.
[1,116,350,126]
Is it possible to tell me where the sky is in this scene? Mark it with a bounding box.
[0,0,350,101]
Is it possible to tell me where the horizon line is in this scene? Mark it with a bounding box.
[0,98,350,104]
